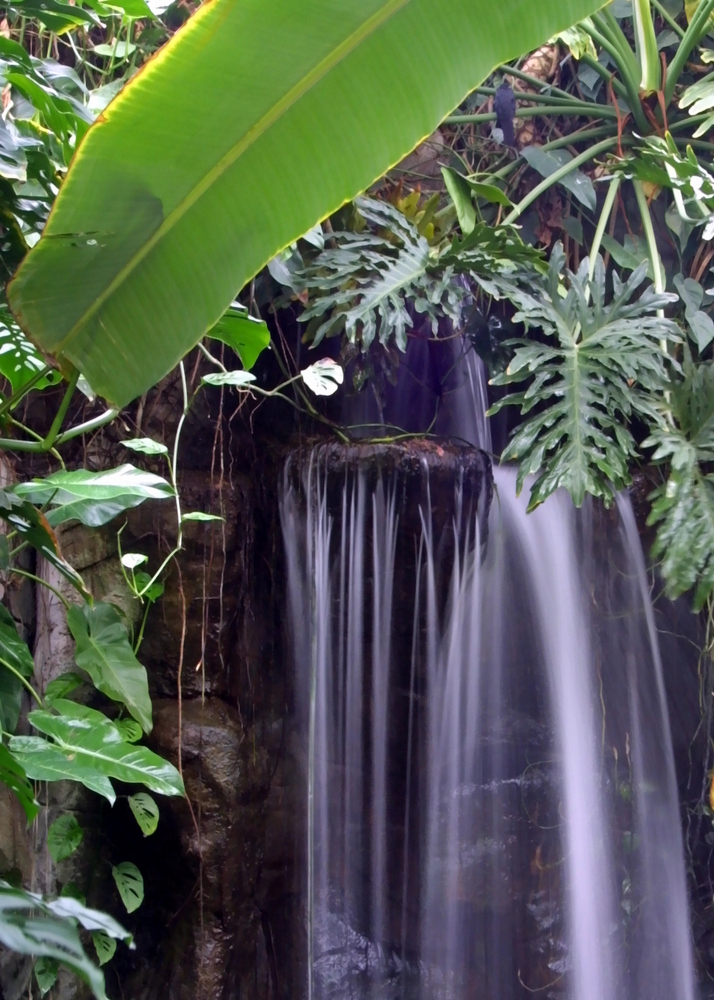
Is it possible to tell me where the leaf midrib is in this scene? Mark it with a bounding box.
[55,0,413,356]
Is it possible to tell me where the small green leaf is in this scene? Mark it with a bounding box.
[34,956,58,995]
[206,305,270,370]
[133,572,164,603]
[115,719,142,743]
[128,792,159,836]
[47,814,83,863]
[201,370,256,388]
[44,672,84,704]
[0,606,35,734]
[60,883,86,905]
[67,602,152,734]
[92,41,137,58]
[181,511,224,522]
[121,437,168,457]
[112,862,144,913]
[91,929,116,966]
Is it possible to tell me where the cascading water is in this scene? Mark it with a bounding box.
[280,352,695,1000]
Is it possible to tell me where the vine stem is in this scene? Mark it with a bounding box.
[9,568,70,611]
[589,174,622,282]
[503,137,619,225]
[0,655,43,707]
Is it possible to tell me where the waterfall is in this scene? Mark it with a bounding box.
[280,355,695,1000]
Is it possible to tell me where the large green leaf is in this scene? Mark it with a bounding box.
[8,0,607,407]
[20,702,184,796]
[489,245,680,508]
[8,736,116,803]
[0,880,132,1000]
[13,464,174,528]
[66,602,152,733]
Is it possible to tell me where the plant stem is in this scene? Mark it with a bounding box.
[9,568,71,611]
[589,174,622,281]
[54,407,119,445]
[503,137,619,225]
[42,369,79,450]
[445,104,617,125]
[0,366,53,419]
[651,0,685,37]
[133,598,151,654]
[0,655,43,707]
[665,0,714,102]
[504,66,578,102]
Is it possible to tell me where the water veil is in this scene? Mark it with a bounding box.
[280,355,695,1000]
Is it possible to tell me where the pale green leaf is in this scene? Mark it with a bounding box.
[181,511,224,522]
[112,862,143,913]
[8,0,610,407]
[206,306,270,370]
[121,437,168,456]
[201,371,256,388]
[92,929,116,966]
[34,957,58,995]
[13,465,174,528]
[128,792,159,836]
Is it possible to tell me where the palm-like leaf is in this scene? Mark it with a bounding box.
[489,244,680,508]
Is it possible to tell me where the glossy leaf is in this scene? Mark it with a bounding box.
[181,511,223,522]
[67,602,152,733]
[47,814,83,863]
[8,0,609,407]
[23,703,184,796]
[206,305,271,370]
[8,736,116,803]
[13,464,174,528]
[441,167,476,234]
[0,880,116,1000]
[0,742,40,821]
[112,862,143,913]
[128,792,159,836]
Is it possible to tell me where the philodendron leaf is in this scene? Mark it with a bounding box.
[47,814,83,863]
[23,701,185,797]
[8,0,609,407]
[0,880,119,1000]
[0,743,39,822]
[8,737,116,804]
[91,929,116,966]
[67,602,152,734]
[128,792,159,836]
[34,956,58,995]
[112,862,143,913]
[13,464,174,528]
[206,305,271,370]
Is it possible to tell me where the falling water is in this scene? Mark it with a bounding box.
[281,352,695,1000]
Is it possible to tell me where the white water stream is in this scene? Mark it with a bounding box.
[281,354,695,1000]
